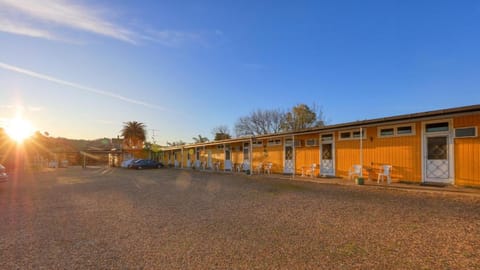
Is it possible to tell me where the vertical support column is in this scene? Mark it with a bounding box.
[181,147,184,168]
[360,127,363,177]
[249,137,253,175]
[292,134,295,179]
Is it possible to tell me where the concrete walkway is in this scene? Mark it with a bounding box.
[253,173,480,197]
[154,167,480,197]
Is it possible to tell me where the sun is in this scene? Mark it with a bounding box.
[5,117,35,143]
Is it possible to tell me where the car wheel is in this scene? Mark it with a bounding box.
[137,166,142,170]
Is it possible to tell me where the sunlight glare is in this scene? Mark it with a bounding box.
[6,117,34,143]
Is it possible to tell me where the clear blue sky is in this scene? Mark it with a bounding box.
[1,0,479,144]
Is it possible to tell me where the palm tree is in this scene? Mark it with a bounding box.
[121,121,146,149]
[192,134,209,143]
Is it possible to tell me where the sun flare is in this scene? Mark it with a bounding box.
[5,117,34,143]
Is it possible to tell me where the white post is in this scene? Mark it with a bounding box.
[292,134,295,179]
[360,127,363,177]
[249,137,253,174]
[181,147,184,168]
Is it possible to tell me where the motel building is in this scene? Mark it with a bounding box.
[160,105,480,187]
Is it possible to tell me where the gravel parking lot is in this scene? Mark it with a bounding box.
[1,167,480,269]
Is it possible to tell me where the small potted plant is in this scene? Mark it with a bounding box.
[356,176,364,185]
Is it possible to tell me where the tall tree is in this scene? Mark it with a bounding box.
[121,121,146,149]
[282,103,324,131]
[192,134,209,143]
[234,109,285,136]
[212,125,232,140]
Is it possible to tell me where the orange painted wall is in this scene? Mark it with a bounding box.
[230,143,244,165]
[251,141,265,172]
[454,114,480,186]
[183,148,194,167]
[249,139,285,174]
[335,124,422,182]
[294,134,320,175]
[199,147,208,167]
[165,150,173,165]
[264,143,284,174]
[210,146,224,170]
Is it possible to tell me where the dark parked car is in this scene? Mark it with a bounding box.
[0,164,8,182]
[129,159,164,169]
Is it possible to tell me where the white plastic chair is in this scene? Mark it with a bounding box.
[306,164,317,178]
[264,162,273,175]
[348,165,362,180]
[235,163,242,172]
[255,162,263,174]
[377,165,392,184]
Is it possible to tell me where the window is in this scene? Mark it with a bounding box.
[352,130,365,138]
[294,139,302,147]
[378,124,415,137]
[340,132,351,139]
[217,145,224,149]
[397,126,413,135]
[285,139,293,146]
[321,134,333,142]
[379,128,394,137]
[305,139,318,146]
[339,130,366,140]
[267,139,282,146]
[252,141,263,147]
[455,127,477,138]
[426,122,449,133]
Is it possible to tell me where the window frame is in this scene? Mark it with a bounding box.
[294,139,303,147]
[338,129,367,141]
[252,141,263,148]
[377,123,416,138]
[267,139,282,146]
[454,126,478,138]
[305,138,318,147]
[425,122,449,133]
[321,133,334,142]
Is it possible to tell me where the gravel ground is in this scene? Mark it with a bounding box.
[1,167,480,269]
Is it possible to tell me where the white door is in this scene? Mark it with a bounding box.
[242,143,250,170]
[195,148,201,168]
[425,135,451,183]
[187,151,191,168]
[423,121,453,184]
[284,139,294,174]
[320,143,334,176]
[224,145,232,171]
[174,152,179,168]
[205,150,211,169]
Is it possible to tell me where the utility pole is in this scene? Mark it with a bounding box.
[150,129,161,144]
[150,129,161,161]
